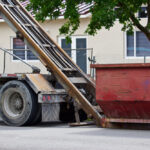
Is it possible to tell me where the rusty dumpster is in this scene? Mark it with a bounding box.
[91,63,150,126]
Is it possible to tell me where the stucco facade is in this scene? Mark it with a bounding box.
[0,16,149,74]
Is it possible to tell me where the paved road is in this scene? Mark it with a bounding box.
[0,121,149,150]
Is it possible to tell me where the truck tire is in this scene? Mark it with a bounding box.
[30,104,41,125]
[0,80,39,126]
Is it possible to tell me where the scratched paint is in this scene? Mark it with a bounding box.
[143,80,150,90]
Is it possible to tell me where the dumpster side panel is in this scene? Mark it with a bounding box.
[95,66,150,119]
[96,68,150,101]
[97,101,150,119]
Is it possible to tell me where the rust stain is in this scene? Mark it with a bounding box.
[105,118,150,124]
[26,74,55,92]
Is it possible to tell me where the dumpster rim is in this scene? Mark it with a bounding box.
[91,63,150,69]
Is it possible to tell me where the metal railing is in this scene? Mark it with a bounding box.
[0,48,96,76]
[54,48,96,77]
[0,48,40,73]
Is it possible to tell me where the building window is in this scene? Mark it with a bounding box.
[13,38,38,60]
[126,31,150,57]
[138,7,147,18]
[59,37,87,73]
[61,39,72,57]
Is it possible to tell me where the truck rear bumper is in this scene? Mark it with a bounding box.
[38,92,66,104]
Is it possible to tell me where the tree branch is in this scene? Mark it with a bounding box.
[130,14,150,40]
[119,2,150,40]
[147,0,150,28]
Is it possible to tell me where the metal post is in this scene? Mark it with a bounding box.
[3,51,6,74]
[144,56,146,63]
[0,48,40,73]
[90,48,93,76]
[92,56,96,78]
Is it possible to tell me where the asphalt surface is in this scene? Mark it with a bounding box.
[0,121,150,150]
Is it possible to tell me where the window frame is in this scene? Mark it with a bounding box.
[125,31,150,59]
[11,37,39,62]
[58,36,89,73]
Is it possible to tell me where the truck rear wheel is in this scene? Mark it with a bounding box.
[0,80,39,126]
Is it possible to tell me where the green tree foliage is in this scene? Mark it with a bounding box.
[21,0,150,41]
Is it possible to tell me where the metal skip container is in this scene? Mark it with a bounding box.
[91,63,150,126]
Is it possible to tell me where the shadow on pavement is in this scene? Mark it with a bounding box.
[71,123,150,139]
[0,120,69,130]
[72,127,150,139]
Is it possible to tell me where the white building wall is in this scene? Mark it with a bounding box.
[0,22,47,74]
[0,17,149,74]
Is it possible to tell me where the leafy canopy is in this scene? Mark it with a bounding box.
[21,0,150,41]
